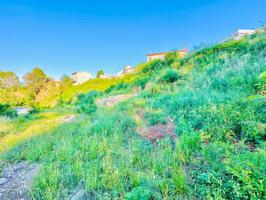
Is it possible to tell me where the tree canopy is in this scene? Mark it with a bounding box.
[96,69,104,78]
[0,71,19,89]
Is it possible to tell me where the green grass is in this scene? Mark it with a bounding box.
[0,111,77,152]
[0,30,266,199]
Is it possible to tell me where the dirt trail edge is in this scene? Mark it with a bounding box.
[96,93,136,107]
[0,162,40,200]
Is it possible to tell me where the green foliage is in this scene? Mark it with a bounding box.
[125,184,162,200]
[96,69,104,78]
[0,104,17,118]
[1,30,266,199]
[75,91,99,114]
[0,71,19,89]
[177,132,201,162]
[23,68,48,95]
[164,51,181,66]
[225,151,266,199]
[159,69,180,83]
[143,109,168,125]
[142,60,166,74]
[133,77,149,89]
[105,82,129,94]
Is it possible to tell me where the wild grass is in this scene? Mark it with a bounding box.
[0,31,265,199]
[0,112,74,152]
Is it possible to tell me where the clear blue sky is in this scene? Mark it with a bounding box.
[0,0,265,79]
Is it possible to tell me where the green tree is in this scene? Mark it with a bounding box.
[96,69,104,78]
[23,68,48,99]
[60,75,73,88]
[0,71,19,89]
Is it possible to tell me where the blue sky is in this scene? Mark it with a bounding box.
[0,0,265,79]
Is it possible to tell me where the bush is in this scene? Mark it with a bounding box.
[89,111,136,137]
[76,91,99,114]
[225,151,266,199]
[164,52,181,66]
[159,69,180,83]
[144,110,168,125]
[0,104,17,118]
[105,82,129,94]
[134,77,149,89]
[125,184,162,200]
[142,60,165,74]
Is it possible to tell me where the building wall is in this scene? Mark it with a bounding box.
[234,29,255,40]
[147,55,166,62]
[71,72,92,85]
[147,51,187,62]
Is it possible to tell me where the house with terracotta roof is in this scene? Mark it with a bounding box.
[233,29,255,40]
[146,49,188,62]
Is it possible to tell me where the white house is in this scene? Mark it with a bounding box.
[234,29,255,40]
[71,72,92,85]
[116,65,135,77]
[99,74,111,79]
[146,49,188,62]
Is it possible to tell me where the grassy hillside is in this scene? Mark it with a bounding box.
[1,30,266,199]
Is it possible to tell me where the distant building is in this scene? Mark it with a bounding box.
[116,65,136,77]
[71,72,92,85]
[147,49,188,62]
[99,74,111,79]
[233,29,255,40]
[124,65,135,74]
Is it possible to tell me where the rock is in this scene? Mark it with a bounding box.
[0,177,7,184]
[70,188,86,200]
[0,162,41,200]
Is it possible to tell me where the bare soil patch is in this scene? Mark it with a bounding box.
[0,162,40,200]
[61,115,77,123]
[96,94,135,107]
[137,117,176,143]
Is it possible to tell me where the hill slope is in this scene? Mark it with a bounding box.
[1,30,266,199]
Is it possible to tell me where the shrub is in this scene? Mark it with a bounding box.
[105,82,129,94]
[164,52,181,66]
[143,110,168,125]
[134,77,149,89]
[76,91,99,114]
[225,151,266,199]
[0,104,17,118]
[142,60,165,74]
[89,111,136,137]
[177,131,201,162]
[125,184,162,200]
[159,69,180,83]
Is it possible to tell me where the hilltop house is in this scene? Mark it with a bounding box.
[99,74,111,79]
[147,49,188,62]
[233,29,255,40]
[116,65,135,77]
[71,72,92,85]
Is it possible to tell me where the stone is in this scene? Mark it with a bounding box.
[0,177,7,185]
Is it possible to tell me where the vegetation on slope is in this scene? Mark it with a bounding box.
[0,30,266,199]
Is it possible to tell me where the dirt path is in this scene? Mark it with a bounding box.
[0,162,40,200]
[96,94,135,107]
[136,110,176,143]
[60,114,77,123]
[0,114,77,199]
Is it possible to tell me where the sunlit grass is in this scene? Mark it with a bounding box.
[0,112,73,152]
[0,31,265,199]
